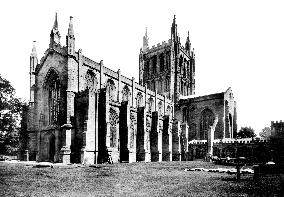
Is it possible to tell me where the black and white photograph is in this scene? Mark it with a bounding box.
[1,0,284,196]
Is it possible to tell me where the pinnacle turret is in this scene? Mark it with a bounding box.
[67,16,74,37]
[143,27,149,51]
[50,13,61,47]
[66,16,75,55]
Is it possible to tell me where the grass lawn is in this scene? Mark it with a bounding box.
[0,161,283,196]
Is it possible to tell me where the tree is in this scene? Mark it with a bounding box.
[0,74,25,155]
[236,127,256,138]
[259,127,272,139]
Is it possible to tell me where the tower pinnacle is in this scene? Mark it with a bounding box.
[31,41,37,55]
[50,13,61,47]
[66,16,75,55]
[143,27,149,51]
[68,16,74,37]
[53,12,58,30]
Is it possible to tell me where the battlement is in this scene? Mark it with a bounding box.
[144,39,171,53]
[271,120,284,124]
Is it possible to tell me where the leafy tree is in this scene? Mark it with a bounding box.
[236,127,256,138]
[0,74,25,155]
[259,127,272,139]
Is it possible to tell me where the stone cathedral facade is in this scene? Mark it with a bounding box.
[26,14,237,164]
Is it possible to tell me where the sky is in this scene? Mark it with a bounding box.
[1,0,284,134]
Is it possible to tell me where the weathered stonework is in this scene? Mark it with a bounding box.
[26,14,237,164]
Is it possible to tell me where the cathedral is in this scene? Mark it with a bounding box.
[26,14,237,164]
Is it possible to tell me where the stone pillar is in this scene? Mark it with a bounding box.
[129,108,137,163]
[150,111,159,162]
[60,123,72,164]
[36,130,41,161]
[168,121,173,161]
[81,91,97,165]
[25,150,29,161]
[162,116,171,161]
[158,116,163,162]
[145,114,151,162]
[54,129,60,162]
[182,123,189,160]
[172,120,181,161]
[136,107,145,161]
[207,115,218,160]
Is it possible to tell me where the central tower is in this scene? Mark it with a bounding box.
[139,16,196,103]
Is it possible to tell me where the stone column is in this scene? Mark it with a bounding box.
[129,108,137,163]
[172,120,181,161]
[182,123,189,160]
[81,91,97,165]
[158,116,163,162]
[60,122,72,164]
[145,114,151,162]
[54,129,60,162]
[168,121,173,161]
[178,122,182,161]
[207,115,218,160]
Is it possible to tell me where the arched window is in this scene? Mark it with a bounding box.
[109,108,118,148]
[136,92,144,108]
[145,60,150,75]
[200,108,214,140]
[45,69,60,125]
[147,97,154,113]
[106,79,116,101]
[86,69,97,92]
[122,85,131,102]
[166,105,171,116]
[166,52,171,69]
[152,56,157,74]
[158,101,163,116]
[189,123,197,140]
[159,53,165,72]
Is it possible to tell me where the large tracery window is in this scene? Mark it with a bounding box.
[45,70,60,125]
[200,108,214,140]
[159,53,165,72]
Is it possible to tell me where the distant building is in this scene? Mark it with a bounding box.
[25,14,237,164]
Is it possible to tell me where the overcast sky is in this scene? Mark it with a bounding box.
[1,0,284,134]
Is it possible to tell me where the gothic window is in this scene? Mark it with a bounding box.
[189,123,197,140]
[179,56,183,74]
[86,69,97,92]
[145,60,150,75]
[109,108,118,148]
[166,52,171,69]
[136,92,144,107]
[147,97,154,113]
[166,105,172,116]
[182,107,187,122]
[200,108,214,140]
[187,61,190,78]
[152,56,157,74]
[122,85,131,102]
[106,79,116,101]
[183,62,187,78]
[45,69,60,125]
[159,54,165,72]
[158,101,163,116]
